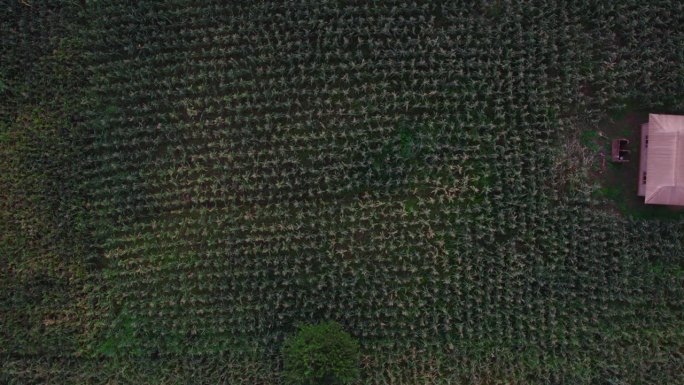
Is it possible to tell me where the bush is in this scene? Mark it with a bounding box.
[282,321,360,385]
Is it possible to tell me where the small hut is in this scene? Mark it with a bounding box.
[638,114,684,205]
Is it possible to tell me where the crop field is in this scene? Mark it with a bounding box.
[2,1,684,384]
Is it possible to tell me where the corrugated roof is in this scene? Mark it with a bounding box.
[644,114,684,205]
[638,123,648,196]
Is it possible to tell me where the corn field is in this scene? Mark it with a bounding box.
[2,1,683,384]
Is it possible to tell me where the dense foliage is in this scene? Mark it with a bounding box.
[2,0,683,384]
[1,1,95,381]
[282,321,360,385]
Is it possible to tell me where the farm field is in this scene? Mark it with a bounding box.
[2,1,684,384]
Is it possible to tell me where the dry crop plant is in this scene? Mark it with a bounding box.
[2,0,683,384]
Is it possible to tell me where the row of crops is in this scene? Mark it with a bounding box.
[3,0,684,384]
[1,0,94,370]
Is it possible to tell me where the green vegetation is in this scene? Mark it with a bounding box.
[282,321,360,385]
[579,130,601,152]
[2,1,684,384]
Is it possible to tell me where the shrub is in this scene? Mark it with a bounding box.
[282,321,360,385]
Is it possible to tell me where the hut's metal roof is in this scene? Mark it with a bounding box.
[644,114,684,205]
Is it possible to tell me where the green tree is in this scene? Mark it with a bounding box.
[282,321,360,385]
